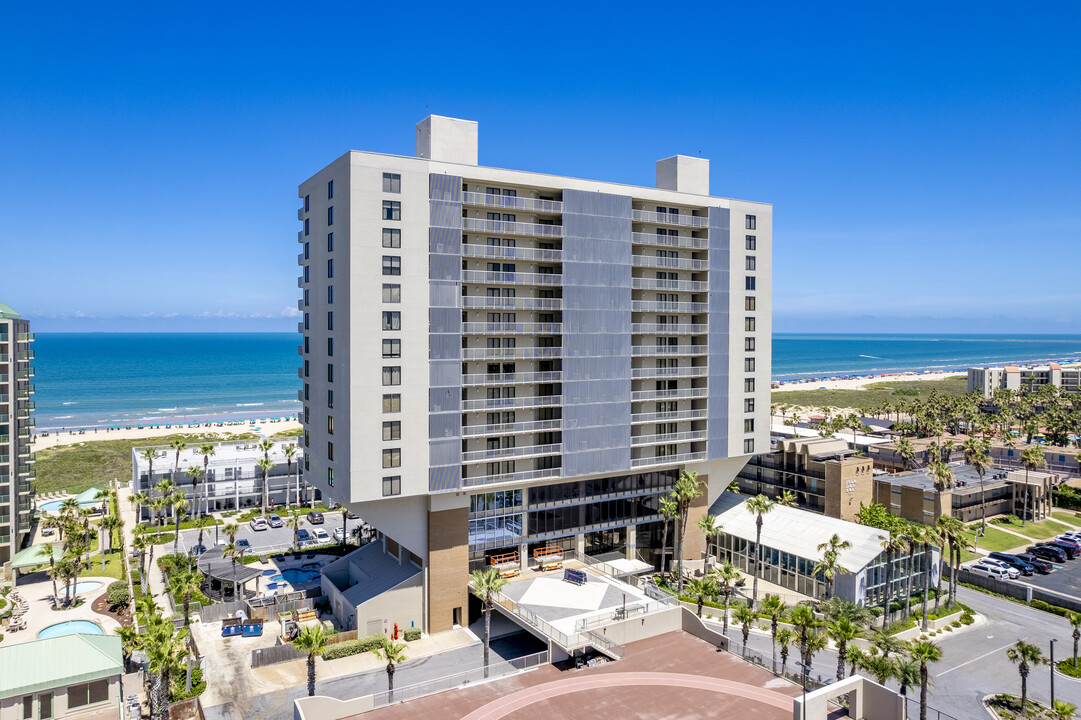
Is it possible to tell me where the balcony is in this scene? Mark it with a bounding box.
[631,387,708,401]
[298,207,305,220]
[461,443,563,464]
[631,232,709,249]
[463,244,562,263]
[17,333,35,342]
[0,434,6,444]
[461,419,562,437]
[18,387,35,399]
[0,355,6,363]
[297,389,305,402]
[462,347,562,361]
[462,395,563,411]
[462,322,562,335]
[0,455,9,465]
[631,430,708,447]
[297,276,305,288]
[631,345,708,357]
[632,210,709,228]
[631,408,708,424]
[298,298,305,311]
[631,278,708,292]
[297,252,305,264]
[15,351,34,362]
[461,270,562,287]
[16,369,35,380]
[461,192,563,214]
[632,255,709,271]
[632,324,708,334]
[462,296,563,311]
[631,451,707,468]
[462,218,562,238]
[0,395,8,404]
[297,345,304,357]
[462,371,563,386]
[463,466,561,489]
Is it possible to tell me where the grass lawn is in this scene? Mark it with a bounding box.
[1052,511,1081,527]
[993,517,1073,540]
[771,376,969,413]
[33,432,259,496]
[965,525,1028,554]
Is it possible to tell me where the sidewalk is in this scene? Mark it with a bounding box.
[117,484,173,618]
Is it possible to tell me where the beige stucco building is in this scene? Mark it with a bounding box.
[968,362,1081,398]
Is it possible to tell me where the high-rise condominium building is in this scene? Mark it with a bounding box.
[0,303,35,565]
[296,116,771,633]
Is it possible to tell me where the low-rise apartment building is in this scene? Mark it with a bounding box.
[0,634,123,720]
[969,362,1081,398]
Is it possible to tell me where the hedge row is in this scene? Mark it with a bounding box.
[404,628,421,641]
[322,634,388,660]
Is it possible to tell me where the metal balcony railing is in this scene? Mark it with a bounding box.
[461,419,562,437]
[632,324,708,334]
[297,207,305,220]
[17,333,35,342]
[462,296,563,311]
[462,217,562,238]
[631,409,708,424]
[461,347,562,360]
[631,277,708,292]
[463,466,561,489]
[631,345,708,356]
[632,255,709,271]
[461,395,563,411]
[461,270,562,286]
[631,387,708,401]
[461,192,563,214]
[632,209,709,228]
[462,322,562,335]
[631,232,709,249]
[462,244,562,262]
[631,451,707,468]
[461,443,562,463]
[630,366,708,380]
[462,371,563,386]
[631,430,708,446]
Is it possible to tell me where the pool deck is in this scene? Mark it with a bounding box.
[3,573,120,645]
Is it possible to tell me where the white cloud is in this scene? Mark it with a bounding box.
[280,306,302,318]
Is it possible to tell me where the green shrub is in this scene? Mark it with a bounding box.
[322,634,388,660]
[404,627,421,642]
[170,666,206,701]
[1057,660,1081,678]
[106,581,129,605]
[960,612,974,625]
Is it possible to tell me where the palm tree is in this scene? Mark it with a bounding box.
[732,604,757,652]
[804,631,829,671]
[1069,611,1081,669]
[339,505,349,548]
[283,445,298,508]
[871,627,905,658]
[116,625,141,671]
[191,516,214,567]
[1006,640,1046,712]
[469,568,508,677]
[168,565,204,627]
[686,577,716,618]
[373,641,408,702]
[895,656,920,696]
[132,534,150,581]
[963,437,992,532]
[896,437,916,471]
[863,652,897,685]
[141,448,156,498]
[902,525,923,624]
[294,624,331,696]
[47,553,62,604]
[222,542,239,599]
[1021,446,1047,527]
[286,510,302,552]
[744,493,776,608]
[1052,700,1078,720]
[198,443,216,517]
[130,491,150,526]
[170,437,187,487]
[257,458,273,516]
[776,628,796,677]
[258,438,274,461]
[170,492,189,557]
[788,604,821,669]
[814,533,852,600]
[760,594,787,673]
[710,561,741,635]
[672,470,703,593]
[145,615,186,720]
[697,513,721,574]
[826,615,862,681]
[658,496,677,580]
[936,516,967,609]
[846,645,867,677]
[908,639,942,720]
[879,530,906,624]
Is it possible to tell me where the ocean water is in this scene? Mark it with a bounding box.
[28,332,1081,430]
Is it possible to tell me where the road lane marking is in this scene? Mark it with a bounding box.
[935,641,1017,677]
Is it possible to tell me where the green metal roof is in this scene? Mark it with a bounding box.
[9,543,64,569]
[0,302,19,319]
[74,487,105,504]
[0,634,123,698]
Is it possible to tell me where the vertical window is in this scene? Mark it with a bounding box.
[304,241,310,260]
[304,383,309,401]
[745,357,756,372]
[304,194,310,212]
[744,419,755,433]
[304,218,310,236]
[382,394,401,412]
[328,179,333,199]
[382,476,401,496]
[744,439,755,453]
[746,277,756,290]
[382,228,401,247]
[328,285,333,304]
[39,693,53,720]
[746,215,757,230]
[746,256,756,271]
[382,173,402,193]
[327,389,334,408]
[327,363,334,382]
[327,206,334,226]
[328,338,334,356]
[744,398,755,413]
[746,235,756,250]
[745,296,756,311]
[22,697,32,720]
[382,311,401,330]
[327,441,334,460]
[327,311,333,331]
[382,448,402,468]
[303,265,309,283]
[328,415,334,434]
[303,336,309,353]
[745,378,756,392]
[328,467,334,486]
[383,421,401,441]
[382,256,401,275]
[382,339,401,357]
[303,312,309,331]
[745,317,756,332]
[382,284,401,303]
[303,288,310,306]
[328,258,334,278]
[304,360,309,378]
[328,232,334,252]
[382,201,401,220]
[745,337,756,351]
[382,366,401,386]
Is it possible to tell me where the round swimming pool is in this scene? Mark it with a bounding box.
[66,581,103,595]
[270,569,320,584]
[39,499,100,513]
[38,620,104,639]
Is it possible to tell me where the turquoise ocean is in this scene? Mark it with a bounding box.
[29,332,1081,431]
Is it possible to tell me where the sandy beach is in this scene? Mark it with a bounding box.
[31,418,302,451]
[771,370,966,393]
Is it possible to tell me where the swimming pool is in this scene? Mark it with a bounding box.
[66,581,104,595]
[270,569,320,584]
[39,499,100,513]
[38,620,104,639]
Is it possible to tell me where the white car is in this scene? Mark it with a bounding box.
[249,517,268,532]
[969,562,1012,580]
[312,528,331,543]
[978,558,1020,579]
[333,527,346,542]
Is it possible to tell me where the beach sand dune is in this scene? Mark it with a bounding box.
[772,370,965,393]
[32,419,301,451]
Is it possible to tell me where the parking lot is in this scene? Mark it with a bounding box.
[174,512,370,556]
[1016,549,1081,598]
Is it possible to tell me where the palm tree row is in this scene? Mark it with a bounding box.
[43,491,116,607]
[117,596,192,720]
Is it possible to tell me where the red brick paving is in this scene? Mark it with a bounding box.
[354,631,802,720]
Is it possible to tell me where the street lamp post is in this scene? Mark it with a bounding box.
[797,661,808,720]
[1051,638,1056,706]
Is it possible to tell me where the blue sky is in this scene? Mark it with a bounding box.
[2,1,1078,333]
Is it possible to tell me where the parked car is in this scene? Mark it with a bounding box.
[333,527,346,542]
[988,552,1035,576]
[1044,540,1078,559]
[249,517,268,531]
[977,558,1020,579]
[312,528,331,543]
[296,529,312,545]
[188,545,208,556]
[1029,544,1068,563]
[969,562,1012,580]
[307,510,325,524]
[347,510,359,520]
[1055,535,1081,552]
[1016,553,1053,574]
[267,514,284,528]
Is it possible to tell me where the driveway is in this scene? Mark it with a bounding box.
[175,515,367,556]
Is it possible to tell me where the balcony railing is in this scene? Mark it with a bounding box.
[632,255,709,271]
[462,443,563,464]
[463,466,561,489]
[461,419,562,437]
[462,322,563,335]
[15,351,34,362]
[463,218,562,238]
[297,207,305,220]
[632,209,709,228]
[462,371,563,386]
[461,270,562,286]
[461,395,563,411]
[297,276,304,288]
[632,324,708,334]
[297,252,305,264]
[17,333,35,342]
[631,451,707,468]
[0,395,8,404]
[631,430,708,446]
[631,232,709,249]
[632,277,708,292]
[462,296,563,311]
[463,244,562,262]
[462,347,562,360]
[631,300,709,313]
[631,345,708,356]
[462,192,563,214]
[631,387,708,401]
[631,366,709,379]
[631,409,708,424]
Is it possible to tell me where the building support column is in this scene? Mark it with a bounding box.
[575,533,585,559]
[626,526,637,561]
